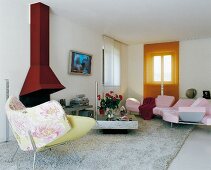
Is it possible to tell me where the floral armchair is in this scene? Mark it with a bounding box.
[5,96,96,169]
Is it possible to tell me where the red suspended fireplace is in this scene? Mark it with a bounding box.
[20,2,65,107]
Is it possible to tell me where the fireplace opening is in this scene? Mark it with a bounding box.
[20,94,50,107]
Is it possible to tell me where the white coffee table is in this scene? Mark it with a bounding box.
[94,115,138,129]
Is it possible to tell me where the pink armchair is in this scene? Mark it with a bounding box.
[125,98,141,113]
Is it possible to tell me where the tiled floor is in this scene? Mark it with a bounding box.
[169,125,211,170]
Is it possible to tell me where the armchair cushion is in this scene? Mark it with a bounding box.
[45,115,96,149]
[125,98,140,113]
[26,101,71,149]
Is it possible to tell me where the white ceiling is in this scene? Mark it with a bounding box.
[25,0,211,44]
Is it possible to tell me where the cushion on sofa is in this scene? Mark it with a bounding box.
[153,107,176,116]
[190,98,209,107]
[153,107,163,116]
[153,98,193,116]
[162,110,179,123]
[173,99,195,109]
[155,95,175,108]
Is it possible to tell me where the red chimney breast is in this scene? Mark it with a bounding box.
[20,2,65,100]
[31,3,49,66]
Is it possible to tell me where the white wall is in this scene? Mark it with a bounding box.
[180,38,211,98]
[0,1,30,142]
[0,1,103,142]
[127,44,144,102]
[0,1,30,94]
[49,15,103,105]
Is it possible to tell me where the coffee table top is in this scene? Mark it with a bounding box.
[94,114,139,129]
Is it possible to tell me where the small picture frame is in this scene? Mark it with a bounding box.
[69,50,92,75]
[203,90,211,99]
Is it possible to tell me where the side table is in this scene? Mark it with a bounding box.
[64,105,93,116]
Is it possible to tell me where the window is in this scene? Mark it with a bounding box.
[163,55,172,81]
[153,55,172,82]
[103,36,120,87]
[153,56,161,81]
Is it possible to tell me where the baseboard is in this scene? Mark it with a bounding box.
[0,138,5,143]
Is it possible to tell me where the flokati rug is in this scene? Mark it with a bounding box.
[0,117,193,170]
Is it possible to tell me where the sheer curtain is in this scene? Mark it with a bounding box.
[103,36,120,87]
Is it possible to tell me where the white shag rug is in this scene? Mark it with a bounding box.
[0,117,193,170]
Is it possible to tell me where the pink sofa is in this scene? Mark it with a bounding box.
[126,96,211,126]
[154,97,211,125]
[153,97,194,117]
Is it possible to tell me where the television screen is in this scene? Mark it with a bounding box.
[70,51,92,75]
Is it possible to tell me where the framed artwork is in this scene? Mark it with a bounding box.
[69,50,92,75]
[203,90,211,99]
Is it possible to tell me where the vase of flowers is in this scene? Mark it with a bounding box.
[105,108,114,120]
[97,91,123,120]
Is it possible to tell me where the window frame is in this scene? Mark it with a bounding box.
[146,52,176,85]
[152,53,173,83]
